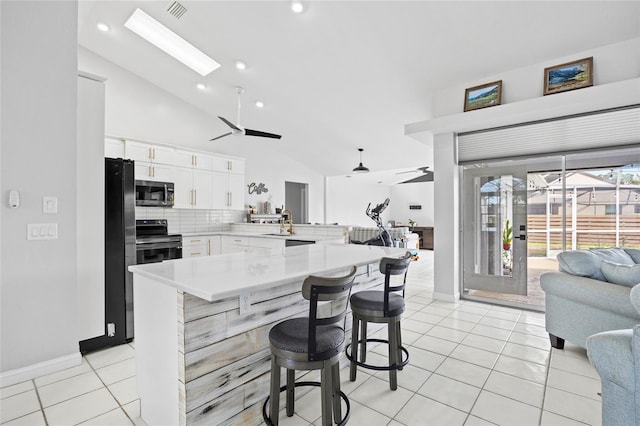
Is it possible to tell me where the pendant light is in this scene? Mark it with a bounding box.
[352,148,370,173]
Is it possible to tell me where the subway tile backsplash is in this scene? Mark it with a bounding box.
[135,208,243,233]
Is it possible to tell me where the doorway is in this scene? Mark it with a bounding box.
[461,147,640,310]
[285,181,309,224]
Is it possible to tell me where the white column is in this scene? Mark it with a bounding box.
[433,132,460,302]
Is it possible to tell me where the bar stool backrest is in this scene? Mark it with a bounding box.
[302,265,357,361]
[379,252,412,316]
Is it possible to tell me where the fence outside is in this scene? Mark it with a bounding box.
[527,214,640,256]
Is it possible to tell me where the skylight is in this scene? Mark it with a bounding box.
[124,8,220,76]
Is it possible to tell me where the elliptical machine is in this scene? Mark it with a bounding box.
[351,198,394,247]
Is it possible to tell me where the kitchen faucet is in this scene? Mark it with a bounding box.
[282,209,293,234]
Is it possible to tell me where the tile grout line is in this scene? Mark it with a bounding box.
[83,348,137,425]
[32,378,49,426]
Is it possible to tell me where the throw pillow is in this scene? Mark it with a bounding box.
[601,260,640,288]
[557,250,606,281]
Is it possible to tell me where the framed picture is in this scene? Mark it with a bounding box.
[543,57,593,95]
[464,80,502,112]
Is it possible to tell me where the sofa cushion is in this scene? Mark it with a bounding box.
[557,251,607,281]
[557,249,635,281]
[589,248,635,266]
[601,261,640,288]
[623,248,640,264]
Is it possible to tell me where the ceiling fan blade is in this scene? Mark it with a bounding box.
[399,171,434,184]
[244,128,282,139]
[218,116,241,131]
[395,170,418,175]
[209,132,232,141]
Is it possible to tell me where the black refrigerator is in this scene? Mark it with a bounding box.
[80,158,136,354]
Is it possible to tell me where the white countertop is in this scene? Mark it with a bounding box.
[181,231,341,242]
[129,244,409,301]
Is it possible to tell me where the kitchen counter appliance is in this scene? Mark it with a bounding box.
[135,180,174,207]
[136,219,182,264]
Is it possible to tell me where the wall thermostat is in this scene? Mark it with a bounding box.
[9,190,20,208]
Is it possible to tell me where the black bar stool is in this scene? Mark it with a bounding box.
[262,266,357,426]
[346,252,411,390]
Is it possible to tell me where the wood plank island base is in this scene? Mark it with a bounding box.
[129,243,409,425]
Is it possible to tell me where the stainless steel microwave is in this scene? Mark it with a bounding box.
[135,180,175,207]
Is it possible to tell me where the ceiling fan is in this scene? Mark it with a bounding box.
[397,166,433,184]
[210,86,282,142]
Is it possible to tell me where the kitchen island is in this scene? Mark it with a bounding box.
[129,243,408,425]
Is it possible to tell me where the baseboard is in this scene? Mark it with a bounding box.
[0,352,82,387]
[432,291,460,303]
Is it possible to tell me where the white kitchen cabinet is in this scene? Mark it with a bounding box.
[212,156,245,174]
[211,170,245,210]
[173,149,214,170]
[220,235,250,253]
[228,173,245,210]
[208,235,221,255]
[183,235,221,257]
[248,237,285,249]
[125,140,174,165]
[182,236,209,258]
[173,167,213,209]
[134,161,174,182]
[105,138,124,158]
[173,166,193,208]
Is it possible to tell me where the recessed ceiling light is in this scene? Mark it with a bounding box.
[255,101,264,108]
[291,0,305,13]
[235,60,247,70]
[196,83,206,90]
[124,8,220,76]
[97,22,110,32]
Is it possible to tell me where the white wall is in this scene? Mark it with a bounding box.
[431,37,640,118]
[388,183,434,227]
[1,1,80,376]
[325,178,391,226]
[78,48,326,223]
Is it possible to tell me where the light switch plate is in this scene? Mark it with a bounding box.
[43,196,58,214]
[27,223,57,240]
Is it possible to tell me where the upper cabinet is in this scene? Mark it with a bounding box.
[173,149,215,171]
[125,141,174,165]
[212,157,245,175]
[107,140,245,210]
[105,138,124,159]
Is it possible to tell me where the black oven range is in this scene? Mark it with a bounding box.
[136,219,182,264]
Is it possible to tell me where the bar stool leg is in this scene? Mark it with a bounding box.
[360,320,368,363]
[396,320,403,371]
[269,357,281,425]
[331,361,342,423]
[350,314,359,381]
[286,369,295,417]
[388,321,398,390]
[320,363,332,426]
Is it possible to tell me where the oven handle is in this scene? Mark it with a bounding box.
[136,242,182,251]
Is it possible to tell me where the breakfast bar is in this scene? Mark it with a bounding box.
[129,243,408,425]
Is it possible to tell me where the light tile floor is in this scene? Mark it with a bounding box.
[1,251,602,425]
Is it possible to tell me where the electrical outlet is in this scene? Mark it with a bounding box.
[239,292,251,315]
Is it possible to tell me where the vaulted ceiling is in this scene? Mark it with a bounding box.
[77,1,640,182]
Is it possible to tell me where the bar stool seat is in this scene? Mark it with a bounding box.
[349,291,405,317]
[346,252,412,391]
[262,266,357,426]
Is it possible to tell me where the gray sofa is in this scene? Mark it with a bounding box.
[586,285,640,426]
[540,248,640,349]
